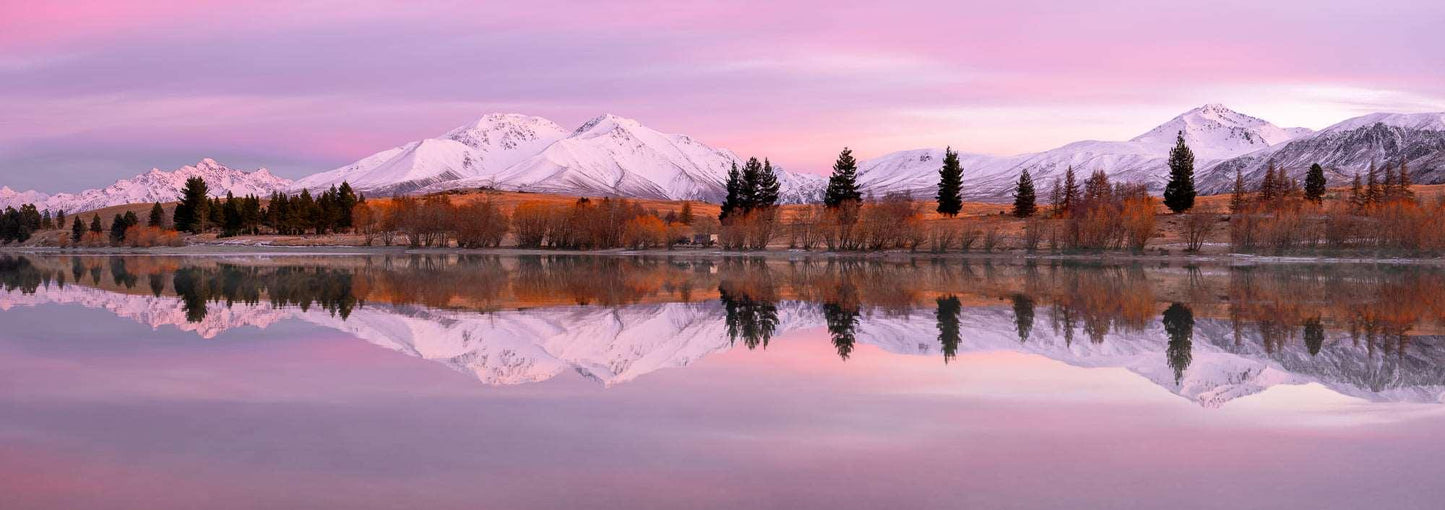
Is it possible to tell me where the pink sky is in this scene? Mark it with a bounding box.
[2,0,1443,192]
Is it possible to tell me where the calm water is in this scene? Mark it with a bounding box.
[2,254,1444,509]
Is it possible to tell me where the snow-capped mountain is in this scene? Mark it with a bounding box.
[0,158,292,214]
[1198,112,1445,193]
[298,113,826,203]
[854,104,1316,200]
[4,277,1443,407]
[292,113,569,196]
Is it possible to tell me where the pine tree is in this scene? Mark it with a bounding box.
[719,162,743,221]
[935,147,963,217]
[89,214,103,234]
[1162,131,1196,213]
[1061,165,1080,216]
[739,157,763,213]
[149,202,166,228]
[1012,170,1037,218]
[110,214,127,244]
[824,147,862,208]
[754,159,781,209]
[173,176,210,233]
[336,182,358,230]
[1304,163,1327,204]
[71,216,85,243]
[1230,170,1248,214]
[55,209,65,229]
[40,210,53,230]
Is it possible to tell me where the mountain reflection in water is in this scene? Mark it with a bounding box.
[2,254,1444,407]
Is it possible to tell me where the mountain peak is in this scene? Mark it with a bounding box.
[574,113,644,136]
[1130,104,1307,158]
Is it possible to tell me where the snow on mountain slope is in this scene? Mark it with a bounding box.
[0,158,292,214]
[292,113,568,195]
[856,104,1314,201]
[853,148,1013,199]
[433,114,826,203]
[1131,103,1312,159]
[1198,111,1445,193]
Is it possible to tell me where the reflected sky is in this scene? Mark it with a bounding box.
[3,255,1445,509]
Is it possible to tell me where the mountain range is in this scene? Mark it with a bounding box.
[0,158,291,214]
[3,105,1443,212]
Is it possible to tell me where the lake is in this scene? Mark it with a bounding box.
[2,254,1443,509]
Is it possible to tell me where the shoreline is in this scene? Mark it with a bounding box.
[3,243,1444,266]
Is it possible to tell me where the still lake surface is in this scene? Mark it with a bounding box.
[2,254,1444,509]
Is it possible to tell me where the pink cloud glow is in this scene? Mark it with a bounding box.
[1,0,1443,191]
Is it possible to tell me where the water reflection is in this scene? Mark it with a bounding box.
[2,254,1445,406]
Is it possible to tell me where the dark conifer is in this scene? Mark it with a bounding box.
[1162,131,1196,213]
[719,162,743,221]
[935,147,963,217]
[173,176,210,233]
[149,202,166,228]
[1012,169,1036,218]
[824,147,862,208]
[1304,163,1327,204]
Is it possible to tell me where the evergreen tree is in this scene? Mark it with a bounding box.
[1012,169,1037,218]
[149,202,166,228]
[1162,131,1196,213]
[71,216,85,243]
[336,182,358,230]
[221,192,243,236]
[173,176,210,233]
[738,157,763,213]
[824,147,862,208]
[296,189,318,234]
[719,162,743,221]
[109,213,127,244]
[1304,163,1327,204]
[935,147,963,216]
[41,210,53,230]
[1229,170,1249,214]
[89,214,103,235]
[1061,165,1080,216]
[55,209,65,229]
[754,159,781,209]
